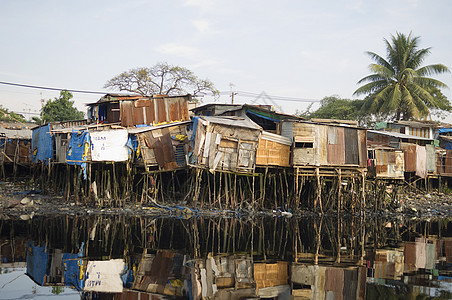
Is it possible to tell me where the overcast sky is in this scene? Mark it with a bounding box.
[1,0,451,121]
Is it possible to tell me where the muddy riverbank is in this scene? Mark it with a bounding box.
[1,179,452,219]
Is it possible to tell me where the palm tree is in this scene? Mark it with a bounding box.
[354,32,450,120]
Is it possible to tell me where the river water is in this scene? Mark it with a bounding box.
[0,214,451,299]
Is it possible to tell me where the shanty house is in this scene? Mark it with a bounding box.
[281,120,367,169]
[191,103,302,133]
[0,123,32,166]
[87,94,191,127]
[190,116,262,173]
[367,130,436,178]
[367,147,405,180]
[375,120,438,140]
[129,121,191,171]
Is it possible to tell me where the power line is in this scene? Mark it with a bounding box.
[0,81,106,95]
[0,80,322,103]
[220,90,322,103]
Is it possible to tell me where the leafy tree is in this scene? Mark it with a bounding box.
[0,105,26,123]
[354,32,451,121]
[41,90,85,123]
[104,62,219,100]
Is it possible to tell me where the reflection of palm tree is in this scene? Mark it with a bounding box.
[354,32,450,120]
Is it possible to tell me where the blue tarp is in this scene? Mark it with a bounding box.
[62,243,85,291]
[246,109,280,122]
[126,134,139,160]
[67,130,90,179]
[26,240,48,286]
[31,124,53,164]
[439,128,452,134]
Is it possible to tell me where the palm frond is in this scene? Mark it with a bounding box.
[416,64,451,77]
[353,80,390,96]
[413,77,449,89]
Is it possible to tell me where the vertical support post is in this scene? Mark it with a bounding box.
[315,167,323,213]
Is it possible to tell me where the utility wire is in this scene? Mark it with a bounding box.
[0,80,321,103]
[0,81,106,95]
[220,90,321,103]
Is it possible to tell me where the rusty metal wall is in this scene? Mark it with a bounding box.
[136,126,186,170]
[358,130,367,168]
[327,126,345,165]
[344,127,359,165]
[446,150,452,174]
[401,143,417,172]
[120,97,189,127]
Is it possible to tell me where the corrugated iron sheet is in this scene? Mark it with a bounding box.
[327,126,345,165]
[401,143,417,172]
[344,127,359,165]
[446,150,452,174]
[120,97,189,127]
[136,124,188,170]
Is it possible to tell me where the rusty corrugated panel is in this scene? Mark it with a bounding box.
[167,98,181,122]
[156,99,167,124]
[179,98,189,121]
[145,99,156,124]
[401,143,417,172]
[445,150,452,174]
[359,130,367,167]
[376,165,388,174]
[387,151,396,164]
[344,127,359,165]
[120,101,134,127]
[327,126,345,165]
[133,104,145,125]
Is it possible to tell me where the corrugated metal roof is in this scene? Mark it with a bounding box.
[368,129,434,141]
[87,94,192,106]
[310,118,359,126]
[261,131,292,145]
[0,127,32,139]
[127,121,191,134]
[201,116,262,130]
[392,120,439,128]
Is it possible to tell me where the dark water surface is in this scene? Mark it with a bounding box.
[1,214,452,299]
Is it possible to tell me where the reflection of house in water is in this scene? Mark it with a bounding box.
[368,249,404,280]
[0,237,27,268]
[291,263,367,300]
[26,240,85,290]
[132,249,187,297]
